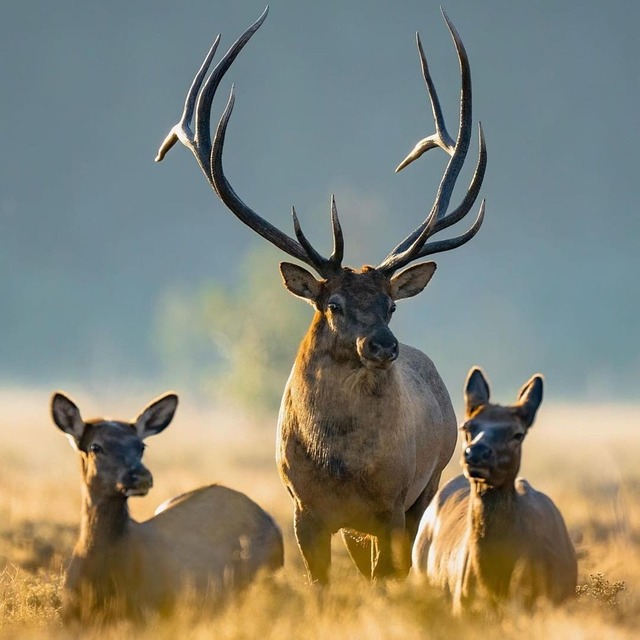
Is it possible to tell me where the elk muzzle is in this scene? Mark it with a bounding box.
[117,464,153,497]
[357,327,399,369]
[463,441,495,482]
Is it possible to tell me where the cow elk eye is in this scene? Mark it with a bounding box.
[327,302,343,314]
[389,303,397,314]
[88,443,104,454]
[512,433,525,442]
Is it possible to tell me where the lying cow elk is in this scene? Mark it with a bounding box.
[51,392,283,620]
[412,368,577,611]
[157,7,486,582]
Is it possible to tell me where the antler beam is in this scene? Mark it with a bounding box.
[156,6,344,278]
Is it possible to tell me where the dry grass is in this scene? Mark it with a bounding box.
[0,385,638,638]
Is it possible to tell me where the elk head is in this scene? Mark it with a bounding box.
[460,368,543,489]
[156,7,486,371]
[51,393,178,500]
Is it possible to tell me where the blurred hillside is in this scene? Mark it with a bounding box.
[1,0,638,406]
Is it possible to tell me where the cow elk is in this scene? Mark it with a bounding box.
[412,368,577,611]
[51,392,283,621]
[157,7,486,582]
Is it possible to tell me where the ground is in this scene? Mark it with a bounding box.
[0,386,637,638]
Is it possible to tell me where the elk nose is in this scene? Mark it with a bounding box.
[464,443,492,466]
[362,328,399,363]
[127,465,153,490]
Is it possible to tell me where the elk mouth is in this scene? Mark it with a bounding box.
[359,353,398,371]
[123,486,151,497]
[463,465,493,483]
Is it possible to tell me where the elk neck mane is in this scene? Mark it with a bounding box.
[294,307,400,399]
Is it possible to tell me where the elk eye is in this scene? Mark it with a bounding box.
[513,433,525,442]
[327,301,343,314]
[389,303,397,314]
[88,443,103,454]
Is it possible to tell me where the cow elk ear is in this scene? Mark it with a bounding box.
[279,262,322,302]
[134,393,178,440]
[515,375,543,429]
[464,367,490,414]
[51,392,85,448]
[389,262,437,300]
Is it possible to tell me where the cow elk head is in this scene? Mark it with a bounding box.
[460,368,543,489]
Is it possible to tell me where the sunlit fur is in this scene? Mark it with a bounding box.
[51,392,283,621]
[412,368,577,612]
[277,264,457,583]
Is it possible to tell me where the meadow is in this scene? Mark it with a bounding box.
[0,384,637,638]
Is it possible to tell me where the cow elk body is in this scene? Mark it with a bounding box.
[157,8,487,582]
[412,368,577,611]
[51,392,283,621]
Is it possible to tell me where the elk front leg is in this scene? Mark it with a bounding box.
[371,509,408,580]
[294,507,331,584]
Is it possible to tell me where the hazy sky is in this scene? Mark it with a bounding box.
[1,0,638,402]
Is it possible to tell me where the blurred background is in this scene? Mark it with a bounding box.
[1,0,638,414]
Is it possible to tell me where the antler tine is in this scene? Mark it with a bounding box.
[194,8,270,180]
[394,31,455,173]
[292,206,328,269]
[290,197,344,275]
[155,6,268,177]
[388,123,486,257]
[377,9,485,276]
[416,198,485,259]
[155,35,221,166]
[328,195,344,269]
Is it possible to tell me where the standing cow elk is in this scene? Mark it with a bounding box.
[52,392,283,621]
[157,7,486,582]
[412,368,577,611]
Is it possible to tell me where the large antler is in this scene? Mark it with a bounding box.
[157,8,485,280]
[156,6,344,278]
[376,9,487,276]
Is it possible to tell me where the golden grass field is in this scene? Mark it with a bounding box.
[0,384,638,638]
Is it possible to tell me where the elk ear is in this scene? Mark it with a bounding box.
[51,392,85,448]
[134,393,178,440]
[279,262,322,302]
[389,262,437,300]
[464,367,490,414]
[515,375,543,429]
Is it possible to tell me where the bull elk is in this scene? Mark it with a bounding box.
[412,368,577,611]
[51,392,283,620]
[156,7,486,582]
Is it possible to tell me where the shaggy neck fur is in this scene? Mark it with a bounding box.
[289,313,401,477]
[296,313,396,398]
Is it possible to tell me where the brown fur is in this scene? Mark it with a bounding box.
[51,392,283,621]
[412,368,577,612]
[277,266,457,582]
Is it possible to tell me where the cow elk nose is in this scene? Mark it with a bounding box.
[464,443,492,466]
[128,466,152,488]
